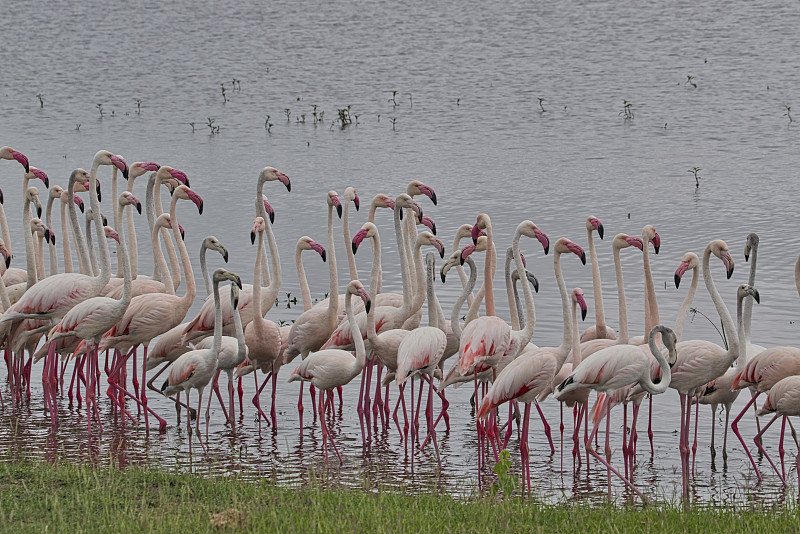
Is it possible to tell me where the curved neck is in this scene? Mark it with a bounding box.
[262,217,282,315]
[169,194,196,310]
[46,195,58,276]
[404,210,419,295]
[200,242,212,297]
[151,222,174,296]
[612,245,629,344]
[672,264,699,341]
[67,179,91,276]
[125,174,140,279]
[367,201,383,292]
[116,204,132,306]
[393,204,412,314]
[795,255,800,298]
[0,203,11,260]
[642,235,659,338]
[112,167,121,233]
[640,327,671,394]
[232,289,246,361]
[451,256,477,340]
[588,227,607,335]
[505,248,521,330]
[366,231,382,346]
[325,203,339,330]
[453,235,475,310]
[0,271,9,310]
[252,229,264,321]
[89,160,112,289]
[512,231,537,350]
[426,255,437,329]
[254,195,271,288]
[347,290,367,377]
[736,290,747,366]
[35,231,45,282]
[702,245,738,360]
[296,245,313,312]
[512,276,525,329]
[343,198,358,281]
[212,278,223,355]
[59,197,73,274]
[483,223,496,316]
[146,174,159,280]
[85,215,98,276]
[743,243,758,343]
[466,245,494,322]
[554,251,572,363]
[571,297,581,367]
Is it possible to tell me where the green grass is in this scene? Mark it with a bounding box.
[0,460,798,533]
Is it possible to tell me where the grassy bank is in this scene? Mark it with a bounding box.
[0,460,797,533]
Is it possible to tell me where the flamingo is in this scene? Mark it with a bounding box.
[288,279,371,466]
[755,375,800,484]
[162,269,242,454]
[555,325,677,502]
[580,216,615,342]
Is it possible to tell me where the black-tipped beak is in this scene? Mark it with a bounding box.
[581,307,587,321]
[727,266,734,280]
[674,273,681,289]
[223,250,229,263]
[250,231,256,245]
[36,205,42,218]
[440,271,447,284]
[121,167,129,180]
[102,215,108,226]
[269,211,275,224]
[79,202,85,214]
[180,228,185,241]
[4,255,10,269]
[321,249,327,263]
[352,242,358,255]
[0,190,4,204]
[744,251,750,262]
[365,299,371,314]
[160,379,168,392]
[439,248,445,259]
[654,244,660,255]
[285,180,291,193]
[135,201,142,215]
[752,289,760,304]
[430,191,437,206]
[43,176,49,189]
[336,204,342,218]
[399,209,403,221]
[430,222,437,235]
[526,271,539,293]
[235,277,243,290]
[50,232,56,245]
[197,201,204,215]
[543,243,550,255]
[233,296,239,309]
[580,251,586,265]
[597,224,604,240]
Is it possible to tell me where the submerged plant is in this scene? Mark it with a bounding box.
[36,94,45,108]
[620,100,634,120]
[686,75,697,88]
[538,97,546,112]
[264,115,272,132]
[688,166,702,187]
[135,98,143,113]
[785,105,793,123]
[221,83,228,103]
[96,103,104,117]
[189,122,196,133]
[390,117,397,131]
[284,109,291,122]
[389,90,398,106]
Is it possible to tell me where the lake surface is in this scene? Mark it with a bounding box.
[1,0,800,506]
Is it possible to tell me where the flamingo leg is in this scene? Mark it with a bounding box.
[753,413,784,484]
[237,377,244,416]
[228,371,236,430]
[722,405,730,466]
[424,375,441,469]
[692,395,700,474]
[709,404,717,462]
[195,387,208,455]
[324,392,343,465]
[297,382,305,437]
[356,358,368,445]
[534,401,555,454]
[521,403,531,495]
[410,377,416,471]
[779,415,787,482]
[731,390,762,481]
[373,363,385,430]
[271,371,278,429]
[210,369,230,423]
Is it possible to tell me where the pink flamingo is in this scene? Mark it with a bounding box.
[162,269,242,454]
[288,280,371,466]
[580,216,615,342]
[754,375,800,485]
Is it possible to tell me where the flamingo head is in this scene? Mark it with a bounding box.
[738,284,760,305]
[371,193,395,211]
[555,237,586,265]
[658,326,678,367]
[155,213,172,231]
[73,195,84,213]
[0,146,30,172]
[203,236,228,263]
[250,216,266,244]
[709,239,734,279]
[299,236,326,263]
[643,225,660,254]
[348,279,371,314]
[471,214,491,244]
[587,216,604,239]
[744,232,759,262]
[27,185,43,217]
[104,226,120,244]
[440,250,462,282]
[119,191,142,215]
[344,186,359,211]
[394,193,422,222]
[418,214,437,235]
[615,233,644,252]
[516,220,550,255]
[259,167,290,192]
[0,239,11,269]
[352,222,377,255]
[129,161,160,180]
[49,185,64,199]
[261,195,275,224]
[674,252,699,289]
[512,267,539,293]
[328,191,342,218]
[459,236,487,265]
[28,167,49,190]
[417,232,445,259]
[173,185,204,214]
[156,166,190,188]
[108,154,129,180]
[573,288,588,321]
[407,180,437,205]
[213,268,242,290]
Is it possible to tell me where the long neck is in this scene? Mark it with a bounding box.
[86,215,98,276]
[571,298,581,367]
[46,195,58,276]
[154,180,180,289]
[640,327,671,394]
[296,246,312,312]
[232,290,246,361]
[111,168,123,278]
[116,204,132,306]
[483,223,496,316]
[466,245,494,322]
[588,227,607,335]
[67,179,90,275]
[404,210,419,295]
[152,223,175,296]
[512,231,536,350]
[0,203,11,260]
[612,245,629,344]
[262,216,282,315]
[451,256,477,340]
[703,245,738,361]
[170,195,196,311]
[454,235,475,309]
[22,197,37,289]
[365,231,382,345]
[505,248,521,330]
[35,232,45,282]
[743,243,758,343]
[200,242,212,297]
[343,197,358,281]
[408,240,428,317]
[89,160,112,289]
[125,176,139,280]
[146,174,160,280]
[325,203,339,330]
[554,251,572,366]
[393,205,412,314]
[59,198,73,274]
[512,276,525,328]
[254,184,271,288]
[796,255,800,298]
[252,229,264,321]
[347,291,367,377]
[672,264,699,341]
[642,236,659,337]
[736,290,747,366]
[212,279,223,355]
[0,271,9,310]
[367,202,382,291]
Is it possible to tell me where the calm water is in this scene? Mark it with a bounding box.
[1,0,800,505]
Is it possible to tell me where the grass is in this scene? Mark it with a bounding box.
[0,460,798,533]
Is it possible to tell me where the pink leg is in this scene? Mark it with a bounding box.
[534,401,555,454]
[753,413,784,484]
[356,362,368,445]
[238,377,244,415]
[731,391,762,482]
[228,373,236,429]
[779,415,787,481]
[297,383,305,436]
[270,371,278,428]
[622,403,629,479]
[692,396,699,474]
[211,369,230,423]
[323,392,343,465]
[373,363,385,430]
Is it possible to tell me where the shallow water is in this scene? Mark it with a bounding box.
[1,0,800,506]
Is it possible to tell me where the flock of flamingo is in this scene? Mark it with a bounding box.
[1,145,800,502]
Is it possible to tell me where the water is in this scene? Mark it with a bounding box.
[1,0,800,505]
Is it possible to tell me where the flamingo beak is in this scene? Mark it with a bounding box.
[310,241,326,263]
[723,252,734,279]
[250,231,256,245]
[77,198,85,214]
[749,287,760,304]
[420,184,437,206]
[535,229,550,255]
[235,275,243,290]
[352,229,367,255]
[34,169,50,189]
[277,171,291,192]
[264,200,275,224]
[674,262,689,289]
[4,253,10,269]
[170,169,189,187]
[626,237,644,251]
[334,198,342,218]
[102,214,108,226]
[0,189,3,204]
[353,193,360,211]
[652,232,661,254]
[520,253,527,268]
[386,198,395,210]
[50,231,57,245]
[179,225,185,241]
[160,379,169,392]
[421,216,436,235]
[359,289,371,313]
[460,244,476,266]
[135,200,142,215]
[577,293,587,321]
[597,223,604,240]
[12,151,29,173]
[526,270,539,293]
[471,223,481,245]
[567,242,586,265]
[222,248,229,263]
[36,205,42,218]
